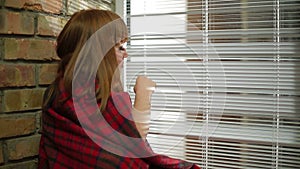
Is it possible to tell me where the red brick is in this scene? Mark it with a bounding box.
[0,64,35,88]
[40,0,63,14]
[3,89,45,112]
[7,135,41,160]
[0,160,37,169]
[0,114,36,139]
[0,10,34,35]
[67,0,111,15]
[4,0,31,9]
[0,145,3,164]
[5,0,63,14]
[4,0,36,9]
[37,14,67,37]
[39,63,58,85]
[3,38,59,61]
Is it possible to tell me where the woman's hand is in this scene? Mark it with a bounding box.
[132,76,155,139]
[133,76,156,111]
[134,75,156,95]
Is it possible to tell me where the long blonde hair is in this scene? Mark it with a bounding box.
[44,9,128,111]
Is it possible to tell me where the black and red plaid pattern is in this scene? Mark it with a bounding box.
[38,79,200,169]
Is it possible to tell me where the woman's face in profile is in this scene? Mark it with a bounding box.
[115,43,128,67]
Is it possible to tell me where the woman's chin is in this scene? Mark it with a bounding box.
[118,61,124,69]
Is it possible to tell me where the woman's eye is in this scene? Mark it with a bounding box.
[119,46,125,51]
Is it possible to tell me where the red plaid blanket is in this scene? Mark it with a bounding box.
[38,80,200,169]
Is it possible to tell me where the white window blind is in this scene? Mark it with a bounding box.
[123,0,300,168]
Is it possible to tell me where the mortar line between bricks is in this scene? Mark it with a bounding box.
[0,140,4,164]
[3,7,25,13]
[35,64,39,87]
[35,111,42,134]
[1,60,57,65]
[1,35,56,40]
[34,13,38,37]
[0,90,3,114]
[4,156,39,164]
[63,0,68,16]
[0,38,3,61]
[2,140,8,164]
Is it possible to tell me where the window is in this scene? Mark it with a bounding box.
[121,0,300,168]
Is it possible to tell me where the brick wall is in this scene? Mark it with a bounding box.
[0,0,114,168]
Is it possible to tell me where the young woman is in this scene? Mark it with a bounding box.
[38,9,200,169]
